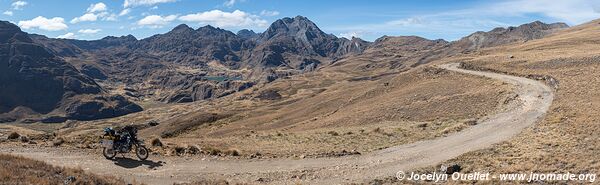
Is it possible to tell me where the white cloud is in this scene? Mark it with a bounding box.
[124,0,177,8]
[57,32,76,39]
[11,1,27,10]
[386,17,423,27]
[119,8,131,16]
[18,16,68,31]
[137,14,177,28]
[87,2,108,13]
[3,11,13,16]
[71,13,98,23]
[78,29,102,34]
[105,14,118,21]
[179,10,268,28]
[71,2,115,23]
[260,10,280,17]
[339,31,368,39]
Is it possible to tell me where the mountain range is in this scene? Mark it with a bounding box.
[0,16,568,123]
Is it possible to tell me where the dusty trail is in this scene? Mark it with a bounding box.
[1,63,554,184]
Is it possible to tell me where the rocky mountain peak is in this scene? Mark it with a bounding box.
[172,24,193,31]
[164,24,195,36]
[261,16,326,40]
[195,25,237,37]
[197,25,217,31]
[237,29,258,39]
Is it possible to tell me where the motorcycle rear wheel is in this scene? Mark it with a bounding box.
[136,146,149,160]
[103,147,117,159]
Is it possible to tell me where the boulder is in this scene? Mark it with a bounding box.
[7,132,20,140]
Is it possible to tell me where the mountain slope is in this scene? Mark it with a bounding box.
[0,21,141,122]
[451,21,569,51]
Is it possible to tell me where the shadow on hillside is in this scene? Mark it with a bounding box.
[112,157,164,169]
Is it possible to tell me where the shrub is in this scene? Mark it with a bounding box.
[151,138,163,147]
[224,149,240,156]
[327,131,339,136]
[187,145,201,154]
[174,146,187,155]
[203,146,222,155]
[19,136,29,143]
[7,132,20,140]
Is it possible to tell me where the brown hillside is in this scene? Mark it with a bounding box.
[406,18,600,183]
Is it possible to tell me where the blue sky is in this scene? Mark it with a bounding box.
[1,0,599,41]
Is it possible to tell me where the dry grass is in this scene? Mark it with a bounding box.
[157,112,232,138]
[0,154,125,185]
[392,19,600,184]
[157,66,513,157]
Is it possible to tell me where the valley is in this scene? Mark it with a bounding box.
[0,62,554,184]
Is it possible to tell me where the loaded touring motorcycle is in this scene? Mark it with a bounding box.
[100,126,149,160]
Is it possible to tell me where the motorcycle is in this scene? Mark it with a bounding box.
[100,126,149,160]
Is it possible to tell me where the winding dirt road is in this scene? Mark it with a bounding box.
[1,63,554,184]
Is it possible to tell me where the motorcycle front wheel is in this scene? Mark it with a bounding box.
[103,147,117,159]
[136,146,149,160]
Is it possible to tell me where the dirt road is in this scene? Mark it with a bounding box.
[1,63,554,184]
